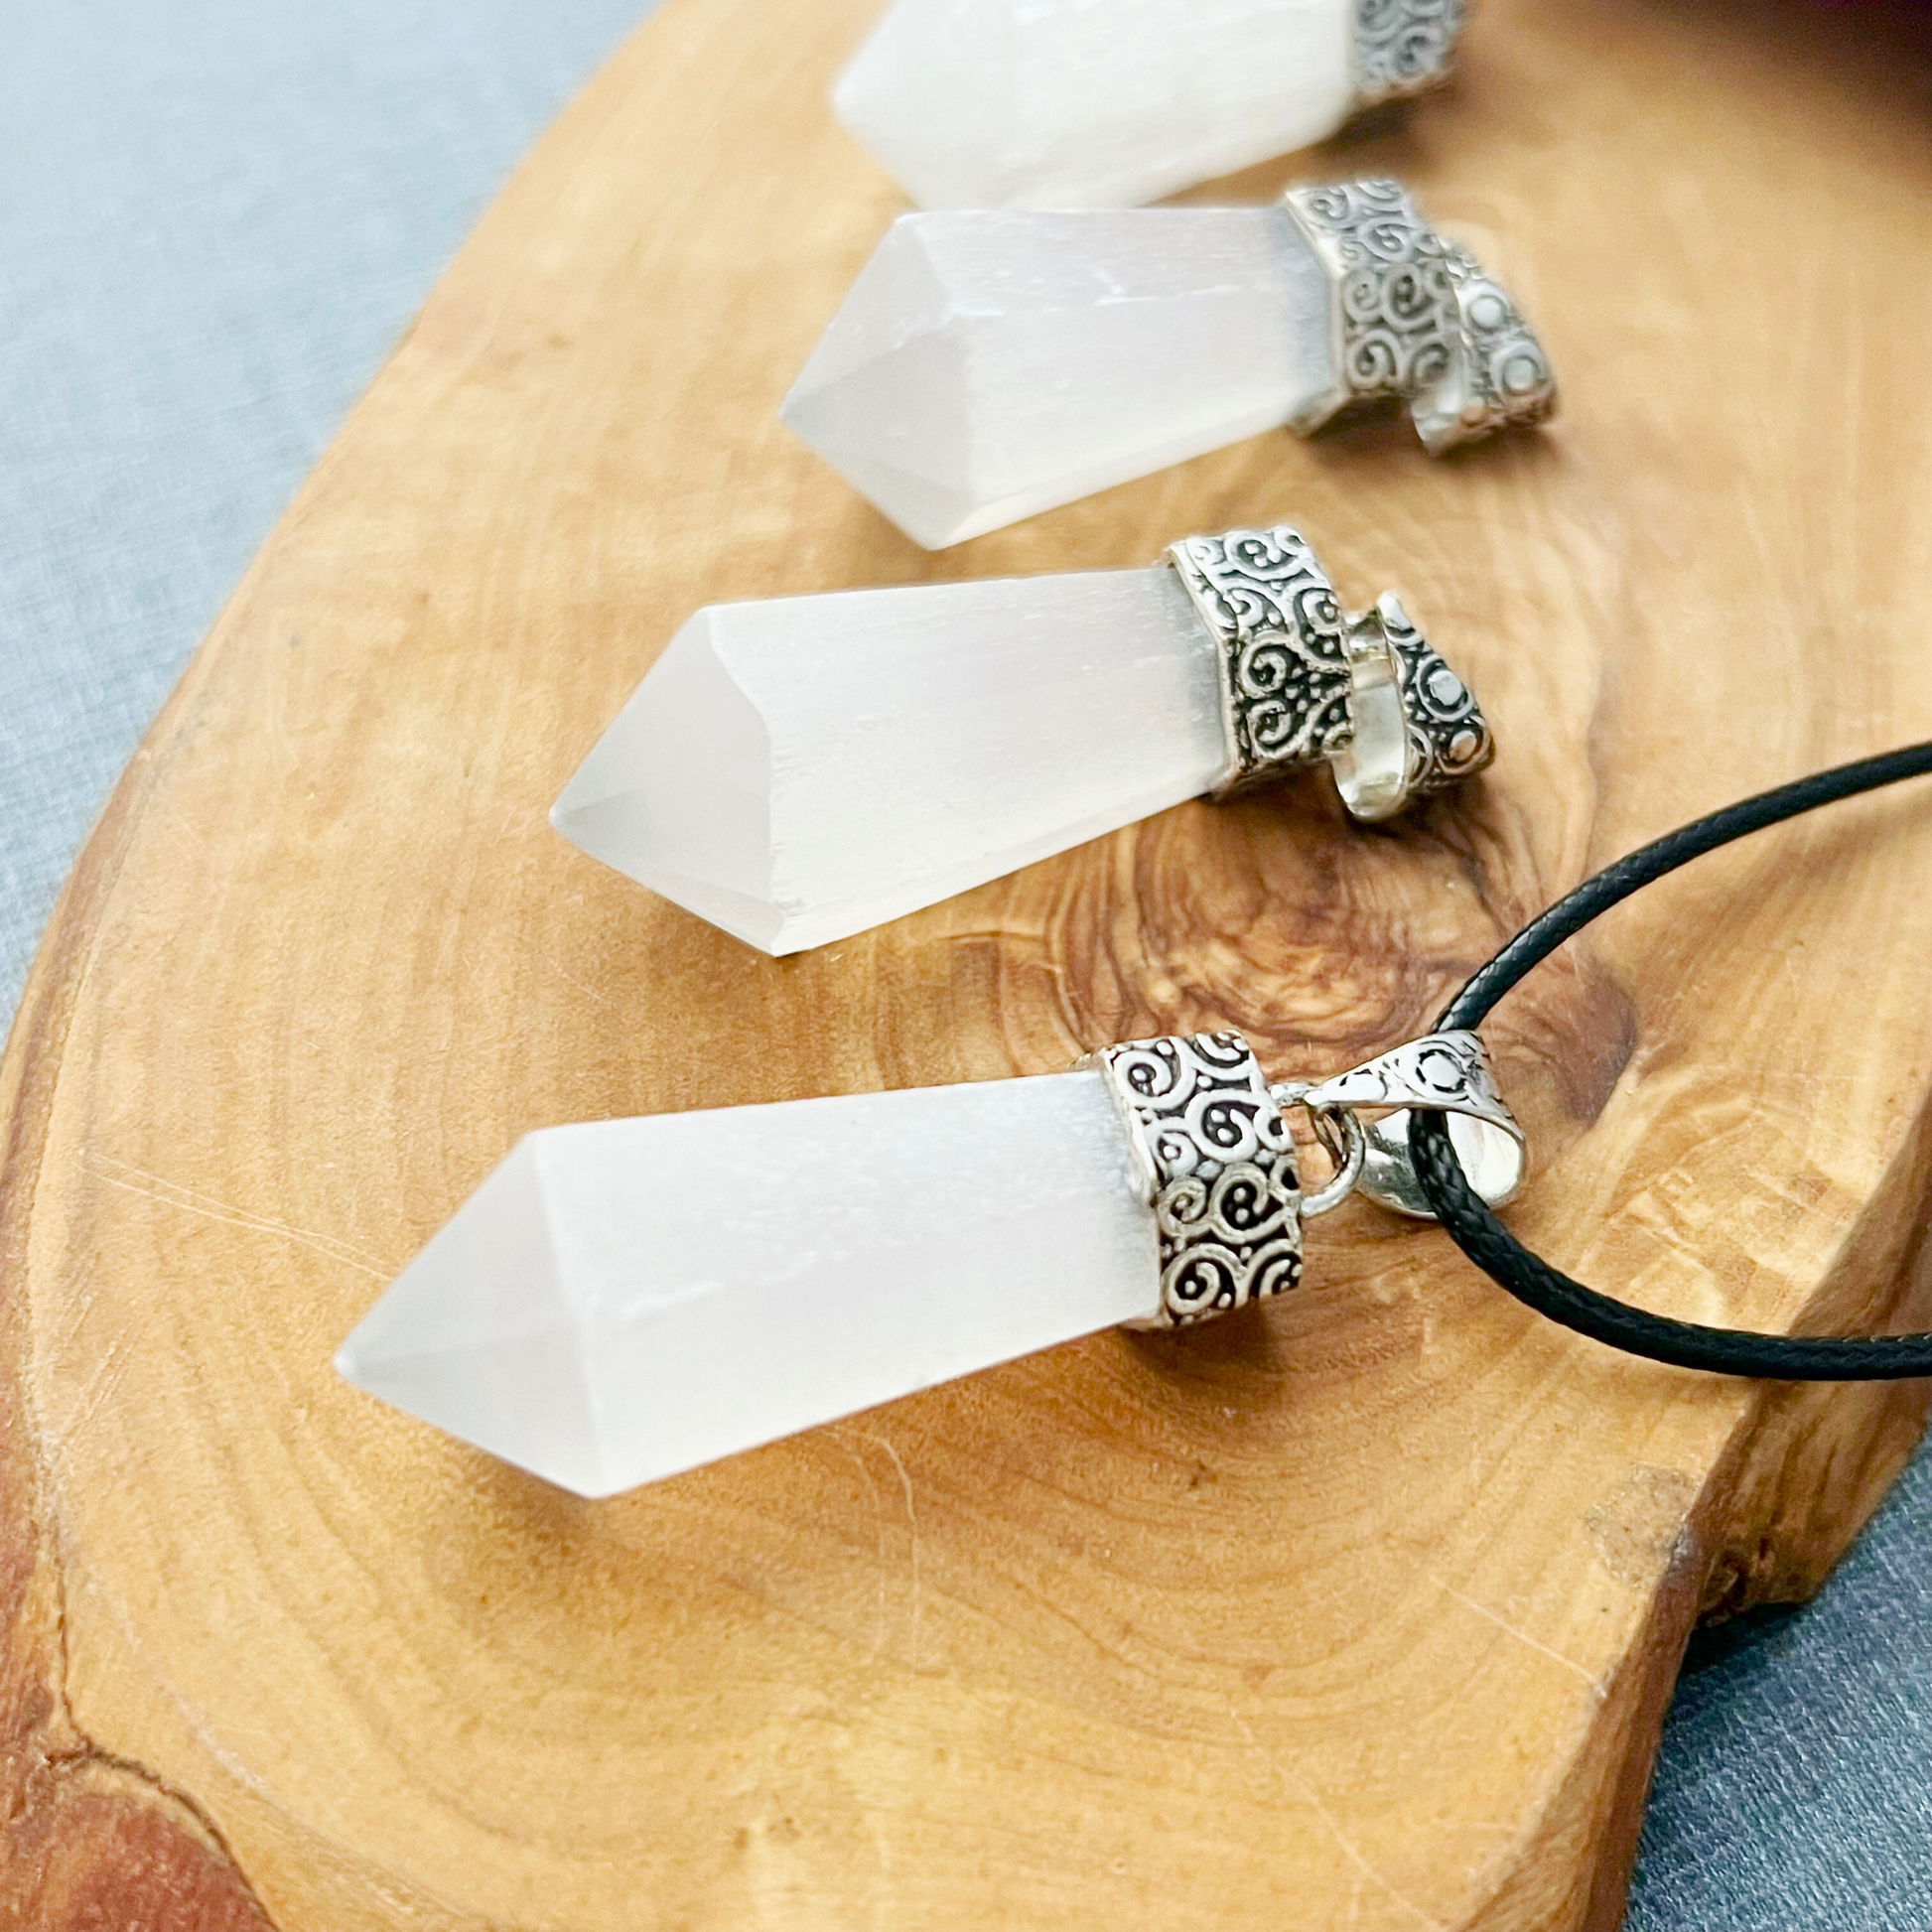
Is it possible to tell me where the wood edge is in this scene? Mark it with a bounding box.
[0,3,680,1906]
[1701,1083,1932,1616]
[1474,1079,1932,1927]
[0,570,287,1931]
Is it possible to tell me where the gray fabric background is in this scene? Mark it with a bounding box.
[1,4,1924,1925]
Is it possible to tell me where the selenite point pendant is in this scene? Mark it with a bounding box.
[551,562,1224,954]
[552,526,1494,956]
[782,181,1557,548]
[833,0,1461,211]
[337,1034,1311,1497]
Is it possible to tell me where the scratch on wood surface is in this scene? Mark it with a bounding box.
[552,962,621,1012]
[829,1429,891,1663]
[79,1154,390,1279]
[1234,1712,1449,1932]
[850,1428,922,1671]
[51,1300,131,1443]
[1425,1572,1604,1701]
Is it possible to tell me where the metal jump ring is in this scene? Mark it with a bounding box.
[1270,1081,1368,1218]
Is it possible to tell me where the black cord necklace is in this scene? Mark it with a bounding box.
[1408,740,1932,1380]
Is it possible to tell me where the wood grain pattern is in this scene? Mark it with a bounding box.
[4,0,1930,1926]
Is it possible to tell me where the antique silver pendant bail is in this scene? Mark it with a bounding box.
[1291,1029,1525,1219]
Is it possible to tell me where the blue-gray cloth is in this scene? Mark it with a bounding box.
[0,7,1924,1926]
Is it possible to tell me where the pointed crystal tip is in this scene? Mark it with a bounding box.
[337,1138,621,1496]
[779,218,982,549]
[551,609,792,952]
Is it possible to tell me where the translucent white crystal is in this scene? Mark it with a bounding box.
[781,207,1334,548]
[337,1070,1159,1495]
[834,0,1356,210]
[551,565,1226,954]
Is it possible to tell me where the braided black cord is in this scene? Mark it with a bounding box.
[1408,741,1932,1380]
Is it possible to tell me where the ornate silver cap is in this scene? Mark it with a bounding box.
[1166,527,1494,817]
[1351,0,1464,109]
[1167,526,1353,795]
[1281,178,1557,454]
[1088,1026,1528,1322]
[1091,1032,1303,1329]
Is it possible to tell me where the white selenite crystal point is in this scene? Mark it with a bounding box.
[780,208,1334,548]
[337,1071,1160,1496]
[551,564,1227,954]
[834,0,1355,210]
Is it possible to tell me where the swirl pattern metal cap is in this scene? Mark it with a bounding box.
[1351,0,1464,108]
[1166,528,1496,816]
[1282,178,1557,454]
[1166,525,1354,796]
[1090,1031,1303,1329]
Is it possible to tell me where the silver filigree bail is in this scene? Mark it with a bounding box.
[1296,1029,1525,1218]
[1090,1027,1526,1328]
[1412,247,1559,454]
[1282,178,1557,454]
[1330,592,1495,821]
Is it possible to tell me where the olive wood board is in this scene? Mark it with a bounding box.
[3,0,1930,1927]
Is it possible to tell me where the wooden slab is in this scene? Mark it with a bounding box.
[4,0,1930,1925]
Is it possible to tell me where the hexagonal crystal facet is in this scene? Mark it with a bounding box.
[781,208,1334,548]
